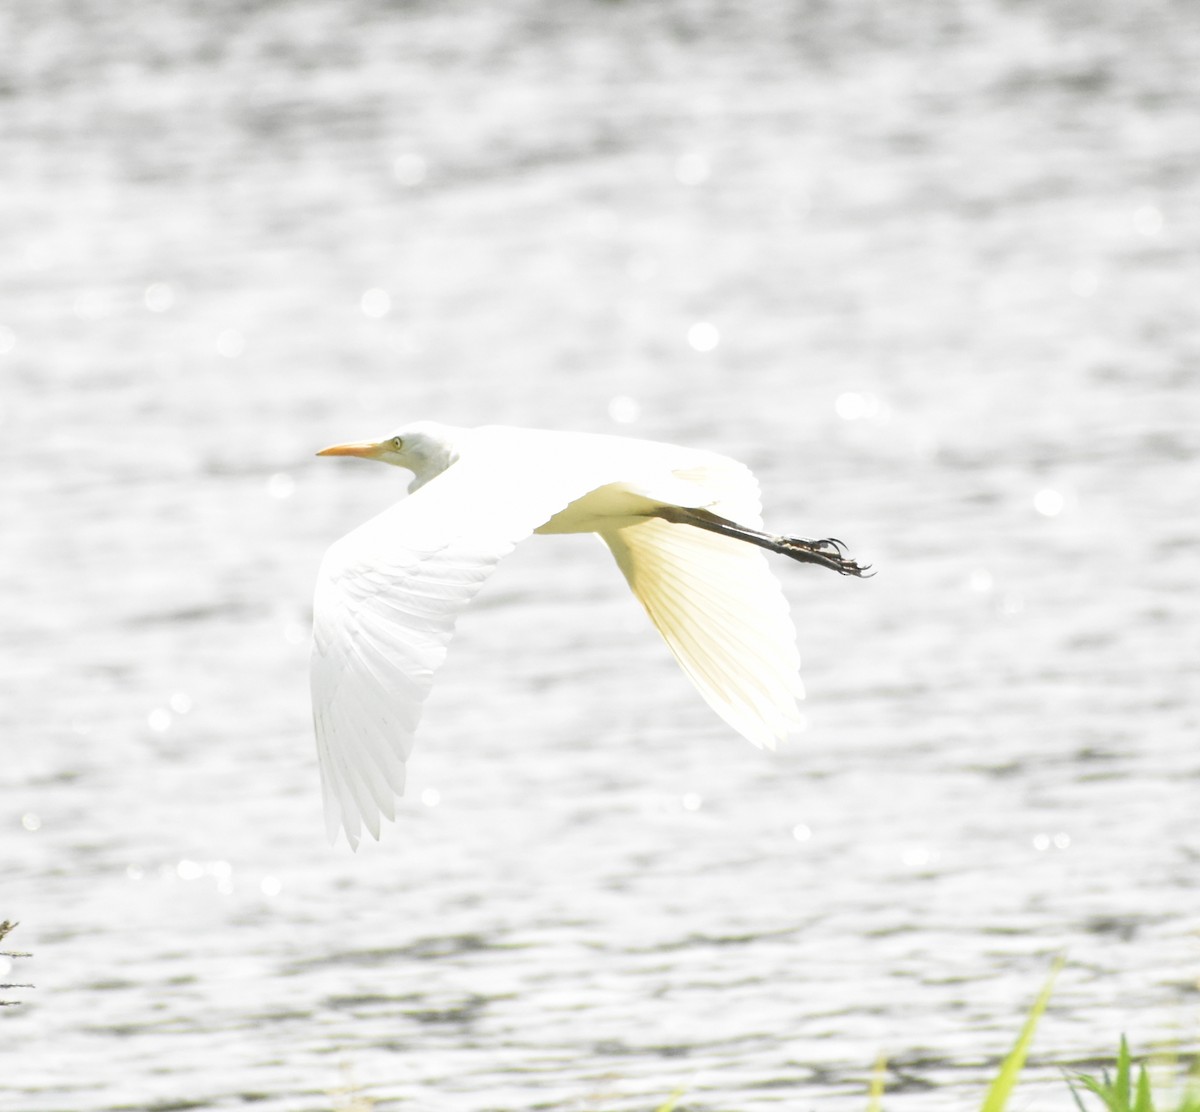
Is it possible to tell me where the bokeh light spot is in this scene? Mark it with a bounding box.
[1069,269,1099,297]
[1133,205,1163,236]
[144,283,174,312]
[216,330,245,358]
[835,392,883,421]
[21,813,41,832]
[1034,489,1064,517]
[687,321,720,352]
[627,255,658,283]
[608,395,640,424]
[74,291,108,320]
[586,211,618,239]
[999,591,1024,617]
[968,568,994,593]
[393,153,427,186]
[361,288,391,319]
[674,152,711,185]
[24,242,56,270]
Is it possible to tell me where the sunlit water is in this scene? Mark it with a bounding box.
[3,2,1199,1109]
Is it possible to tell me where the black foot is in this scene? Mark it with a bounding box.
[777,535,874,577]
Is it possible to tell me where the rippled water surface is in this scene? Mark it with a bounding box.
[3,2,1199,1108]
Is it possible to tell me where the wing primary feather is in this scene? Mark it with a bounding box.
[637,559,797,680]
[608,521,802,684]
[330,664,412,791]
[601,518,804,749]
[636,584,797,747]
[639,557,802,700]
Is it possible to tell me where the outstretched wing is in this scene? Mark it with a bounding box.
[311,450,610,850]
[601,517,805,750]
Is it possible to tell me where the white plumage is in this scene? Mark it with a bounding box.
[312,421,866,849]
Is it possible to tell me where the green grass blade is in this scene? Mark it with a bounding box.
[1077,1075,1111,1101]
[978,956,1064,1112]
[1117,1037,1132,1109]
[866,1054,887,1112]
[1134,1065,1154,1112]
[654,1089,685,1112]
[1067,1077,1091,1112]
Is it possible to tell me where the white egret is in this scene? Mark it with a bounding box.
[312,421,869,848]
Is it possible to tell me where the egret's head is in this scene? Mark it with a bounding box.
[317,421,462,491]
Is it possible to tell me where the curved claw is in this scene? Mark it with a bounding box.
[798,536,846,554]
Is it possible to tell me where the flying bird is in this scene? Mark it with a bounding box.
[312,421,869,848]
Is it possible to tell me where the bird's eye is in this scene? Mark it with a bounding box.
[390,437,403,450]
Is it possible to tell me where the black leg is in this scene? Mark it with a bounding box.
[654,507,873,577]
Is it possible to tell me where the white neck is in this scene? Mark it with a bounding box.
[402,422,466,491]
